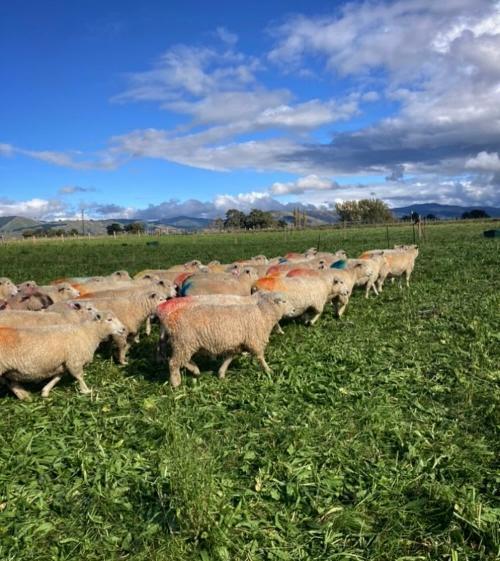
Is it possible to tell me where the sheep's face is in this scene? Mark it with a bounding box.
[58,284,80,298]
[18,280,38,292]
[112,270,131,280]
[241,267,258,281]
[96,312,126,336]
[0,278,18,296]
[69,301,101,319]
[331,278,350,297]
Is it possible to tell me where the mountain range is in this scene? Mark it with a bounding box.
[0,203,498,237]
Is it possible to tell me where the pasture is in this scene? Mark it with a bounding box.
[0,222,498,561]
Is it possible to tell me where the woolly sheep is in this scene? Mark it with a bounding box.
[159,292,295,387]
[0,278,18,299]
[79,291,169,364]
[0,312,126,400]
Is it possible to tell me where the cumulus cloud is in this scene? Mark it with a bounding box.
[466,151,500,171]
[270,174,338,195]
[0,197,68,220]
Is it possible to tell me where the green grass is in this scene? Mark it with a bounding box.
[0,222,498,561]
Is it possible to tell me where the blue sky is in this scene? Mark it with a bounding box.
[1,0,500,220]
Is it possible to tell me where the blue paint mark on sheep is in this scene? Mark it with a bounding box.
[278,257,288,263]
[331,260,347,269]
[180,281,193,297]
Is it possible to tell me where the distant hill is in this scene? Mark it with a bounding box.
[391,203,500,219]
[0,215,42,233]
[271,210,337,227]
[158,216,213,230]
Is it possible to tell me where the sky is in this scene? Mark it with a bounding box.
[1,0,500,221]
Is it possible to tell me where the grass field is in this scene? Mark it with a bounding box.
[0,222,498,561]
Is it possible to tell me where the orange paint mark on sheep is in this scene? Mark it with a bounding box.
[266,265,287,277]
[286,268,320,278]
[0,327,20,347]
[255,276,288,292]
[73,284,92,298]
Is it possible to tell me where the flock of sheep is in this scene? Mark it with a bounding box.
[0,244,419,399]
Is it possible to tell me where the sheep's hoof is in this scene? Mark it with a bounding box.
[16,390,33,401]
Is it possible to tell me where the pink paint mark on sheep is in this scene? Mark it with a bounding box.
[286,268,320,278]
[157,296,194,325]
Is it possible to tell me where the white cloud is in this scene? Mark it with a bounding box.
[0,198,68,220]
[214,27,238,45]
[466,151,500,171]
[270,174,338,195]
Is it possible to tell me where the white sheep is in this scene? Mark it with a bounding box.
[0,312,125,400]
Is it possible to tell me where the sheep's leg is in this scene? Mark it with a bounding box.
[168,347,192,388]
[67,365,91,395]
[145,316,152,336]
[218,356,234,379]
[156,326,167,363]
[186,361,201,376]
[112,333,129,365]
[255,352,271,374]
[273,323,285,335]
[41,375,63,398]
[133,332,140,344]
[405,268,412,287]
[2,379,32,401]
[336,296,349,318]
[308,310,322,325]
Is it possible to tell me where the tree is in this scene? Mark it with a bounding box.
[425,214,437,220]
[335,199,393,223]
[335,201,362,222]
[277,219,288,229]
[461,209,490,219]
[244,209,275,230]
[106,223,123,235]
[223,209,246,229]
[212,218,224,231]
[124,222,145,234]
[68,228,80,236]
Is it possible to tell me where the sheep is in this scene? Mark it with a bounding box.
[37,283,80,302]
[0,312,126,400]
[79,291,168,364]
[344,258,385,298]
[51,270,132,285]
[0,289,53,311]
[178,267,259,296]
[0,278,18,299]
[376,245,419,288]
[0,303,99,328]
[156,293,271,361]
[324,268,358,319]
[165,260,204,273]
[159,292,295,387]
[253,270,350,325]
